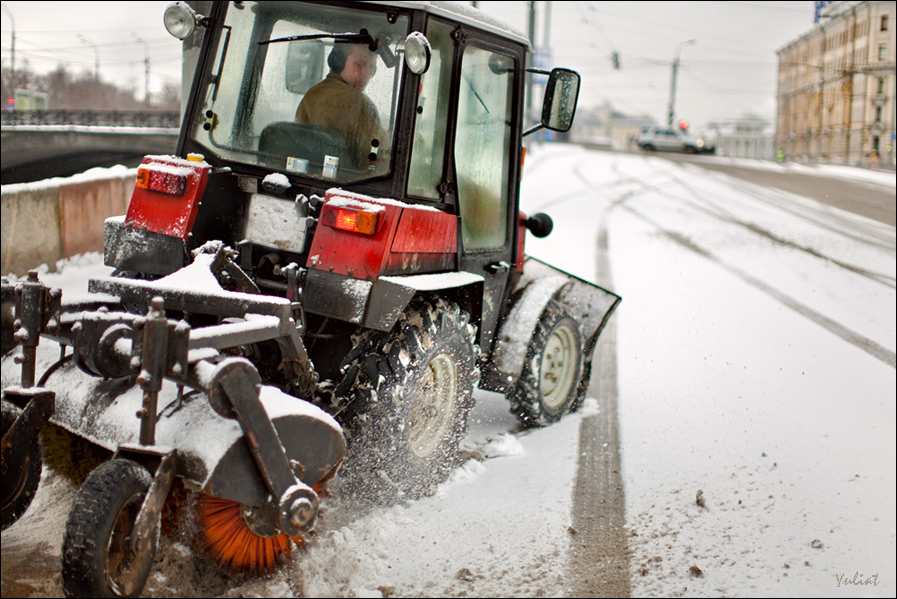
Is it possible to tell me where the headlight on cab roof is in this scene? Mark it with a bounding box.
[164,1,199,40]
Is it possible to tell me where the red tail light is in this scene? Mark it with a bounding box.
[125,154,211,239]
[135,164,188,196]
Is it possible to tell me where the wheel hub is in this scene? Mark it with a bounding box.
[409,353,457,458]
[104,492,149,597]
[539,322,578,411]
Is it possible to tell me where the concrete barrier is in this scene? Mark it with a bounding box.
[1,166,137,276]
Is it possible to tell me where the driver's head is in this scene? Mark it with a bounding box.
[329,44,377,92]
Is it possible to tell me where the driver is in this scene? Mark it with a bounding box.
[295,43,386,171]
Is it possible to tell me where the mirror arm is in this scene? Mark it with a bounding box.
[525,67,551,76]
[523,123,544,138]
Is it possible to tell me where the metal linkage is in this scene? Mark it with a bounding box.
[88,265,317,398]
[122,297,318,536]
[191,358,318,536]
[12,271,61,388]
[133,298,188,446]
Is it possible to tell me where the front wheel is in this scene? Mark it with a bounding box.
[508,300,584,428]
[1,400,43,530]
[339,299,479,502]
[62,459,157,598]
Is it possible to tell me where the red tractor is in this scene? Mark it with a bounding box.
[1,2,619,596]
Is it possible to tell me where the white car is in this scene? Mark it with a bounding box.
[635,126,715,154]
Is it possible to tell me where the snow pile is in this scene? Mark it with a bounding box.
[303,402,582,598]
[1,165,137,195]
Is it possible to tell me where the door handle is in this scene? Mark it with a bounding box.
[486,261,510,274]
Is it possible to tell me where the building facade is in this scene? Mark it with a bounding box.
[707,114,775,160]
[776,1,896,167]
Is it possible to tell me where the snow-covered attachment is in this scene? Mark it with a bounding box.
[0,252,346,597]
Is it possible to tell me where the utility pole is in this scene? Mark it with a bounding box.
[134,33,151,107]
[78,34,100,81]
[668,39,696,127]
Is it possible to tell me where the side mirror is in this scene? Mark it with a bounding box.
[541,68,580,133]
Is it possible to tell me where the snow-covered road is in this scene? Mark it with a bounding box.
[523,145,895,598]
[2,146,894,598]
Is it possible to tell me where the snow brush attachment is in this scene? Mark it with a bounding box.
[196,494,308,573]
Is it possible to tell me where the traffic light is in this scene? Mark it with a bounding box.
[611,51,620,70]
[679,119,689,131]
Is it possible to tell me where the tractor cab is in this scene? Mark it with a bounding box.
[130,0,581,349]
[176,1,577,193]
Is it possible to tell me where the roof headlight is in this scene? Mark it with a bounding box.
[164,1,199,40]
[404,32,431,75]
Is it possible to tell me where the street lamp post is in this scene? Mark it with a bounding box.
[77,34,100,81]
[133,33,150,107]
[668,39,696,128]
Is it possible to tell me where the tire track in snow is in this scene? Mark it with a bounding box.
[622,204,896,369]
[567,208,632,597]
[605,159,895,289]
[587,156,895,367]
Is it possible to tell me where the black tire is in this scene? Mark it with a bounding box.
[62,459,157,598]
[339,299,479,502]
[508,300,584,428]
[642,144,655,152]
[1,399,43,530]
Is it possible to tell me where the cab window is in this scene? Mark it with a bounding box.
[454,47,514,251]
[190,2,409,184]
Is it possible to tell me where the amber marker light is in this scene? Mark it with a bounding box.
[322,205,379,235]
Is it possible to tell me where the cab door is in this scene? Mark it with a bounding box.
[453,40,522,349]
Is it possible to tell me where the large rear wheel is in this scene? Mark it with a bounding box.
[339,299,479,502]
[62,459,157,598]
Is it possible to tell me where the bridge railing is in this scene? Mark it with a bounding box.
[1,110,181,129]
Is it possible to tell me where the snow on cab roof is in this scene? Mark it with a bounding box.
[364,0,532,50]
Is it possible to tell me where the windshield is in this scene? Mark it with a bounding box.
[190,2,409,184]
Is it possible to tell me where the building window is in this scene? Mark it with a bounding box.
[879,78,885,94]
[875,106,882,123]
[879,44,888,61]
[882,15,889,32]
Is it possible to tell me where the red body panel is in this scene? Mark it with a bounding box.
[125,156,211,239]
[308,191,458,280]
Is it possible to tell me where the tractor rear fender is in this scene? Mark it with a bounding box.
[304,269,484,332]
[483,256,620,392]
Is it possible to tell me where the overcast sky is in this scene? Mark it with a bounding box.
[1,1,818,130]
